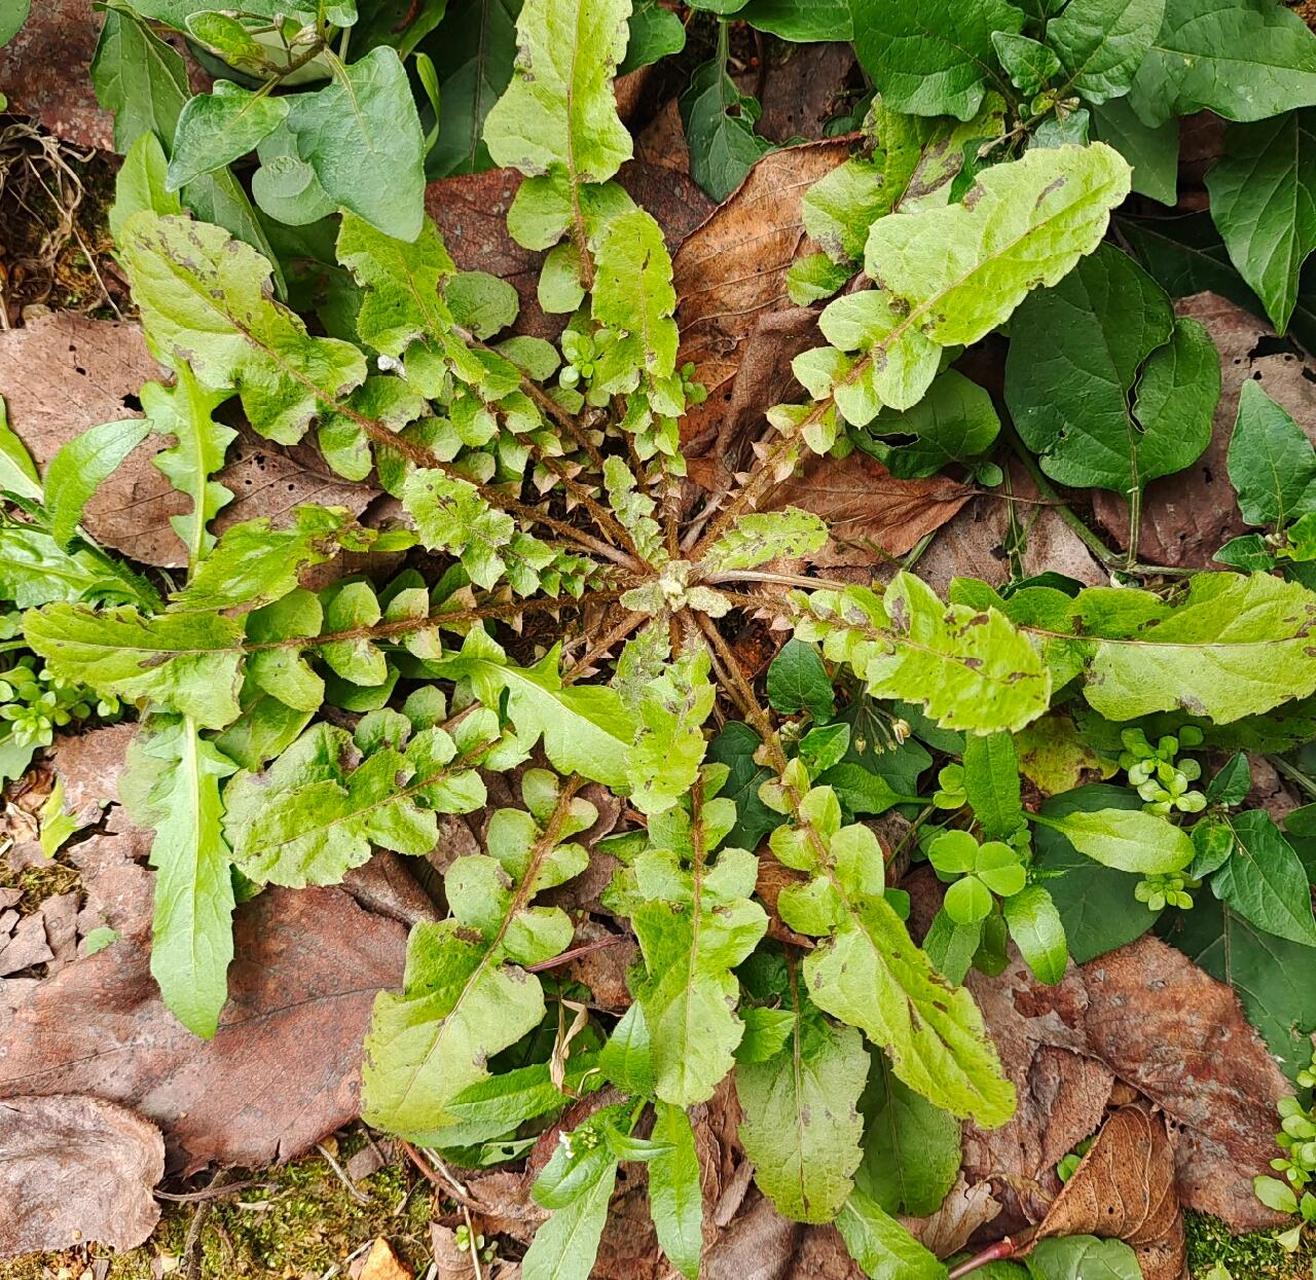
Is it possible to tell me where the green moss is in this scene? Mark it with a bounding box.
[0,1135,435,1279]
[1185,1209,1313,1279]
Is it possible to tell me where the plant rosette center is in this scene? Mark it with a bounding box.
[619,559,731,618]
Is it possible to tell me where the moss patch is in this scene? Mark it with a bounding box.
[1185,1209,1314,1279]
[0,1135,435,1279]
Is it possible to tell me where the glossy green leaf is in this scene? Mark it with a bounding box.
[1129,0,1316,126]
[1031,805,1193,874]
[648,1103,703,1279]
[1003,886,1069,984]
[836,1188,948,1280]
[0,396,42,501]
[166,80,289,190]
[1212,810,1316,947]
[851,0,1023,121]
[44,419,152,550]
[1049,0,1165,104]
[1226,381,1316,528]
[963,732,1023,841]
[1089,96,1178,204]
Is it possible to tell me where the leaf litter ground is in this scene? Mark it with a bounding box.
[5,4,1316,1279]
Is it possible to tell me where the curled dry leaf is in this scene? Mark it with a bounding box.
[766,450,973,563]
[0,1093,164,1256]
[357,1236,413,1280]
[0,313,376,567]
[902,1173,1003,1258]
[673,141,850,398]
[1092,292,1316,566]
[0,824,408,1173]
[1031,1101,1186,1280]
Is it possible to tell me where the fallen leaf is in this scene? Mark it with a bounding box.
[0,913,53,975]
[1092,292,1316,566]
[683,307,820,482]
[0,313,376,567]
[0,0,115,150]
[673,141,850,397]
[48,723,138,827]
[430,1224,476,1280]
[342,851,441,929]
[0,825,408,1173]
[968,936,1292,1232]
[754,45,857,146]
[702,1191,799,1280]
[358,1237,413,1280]
[911,458,1105,595]
[0,1093,164,1255]
[766,450,972,562]
[902,1174,1002,1258]
[1032,1101,1185,1280]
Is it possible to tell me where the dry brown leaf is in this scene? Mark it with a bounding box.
[912,458,1105,595]
[47,723,137,827]
[702,1191,799,1280]
[1032,1102,1185,1280]
[967,936,1291,1232]
[0,313,376,567]
[1092,291,1316,566]
[0,825,408,1173]
[357,1237,413,1280]
[754,45,857,146]
[902,1174,1003,1258]
[673,140,850,396]
[0,1093,164,1255]
[766,450,972,563]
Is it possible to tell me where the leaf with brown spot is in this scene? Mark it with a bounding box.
[1032,1102,1186,1280]
[673,141,850,397]
[0,1093,164,1256]
[765,450,972,563]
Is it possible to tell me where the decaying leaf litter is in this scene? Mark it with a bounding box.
[5,1,1316,1278]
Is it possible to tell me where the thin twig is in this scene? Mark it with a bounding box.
[948,1237,1017,1278]
[317,1141,369,1206]
[526,934,624,972]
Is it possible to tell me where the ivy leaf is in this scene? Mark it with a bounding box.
[806,144,1130,424]
[121,717,237,1038]
[679,56,773,202]
[1026,1236,1141,1280]
[437,628,637,788]
[622,780,768,1104]
[1212,810,1316,947]
[224,710,495,887]
[1206,111,1316,335]
[766,639,835,720]
[483,0,632,199]
[850,0,1023,121]
[143,372,235,566]
[856,1052,961,1216]
[44,419,153,550]
[119,212,366,445]
[280,47,425,241]
[1075,571,1316,723]
[1048,0,1166,105]
[738,0,852,40]
[1128,0,1316,126]
[363,772,596,1138]
[25,603,243,728]
[736,951,867,1223]
[1089,96,1179,205]
[1006,243,1218,494]
[836,1188,948,1280]
[648,1103,703,1279]
[794,574,1050,734]
[1226,381,1316,528]
[1031,806,1193,874]
[854,370,1001,480]
[166,80,289,190]
[770,786,1015,1126]
[426,0,522,176]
